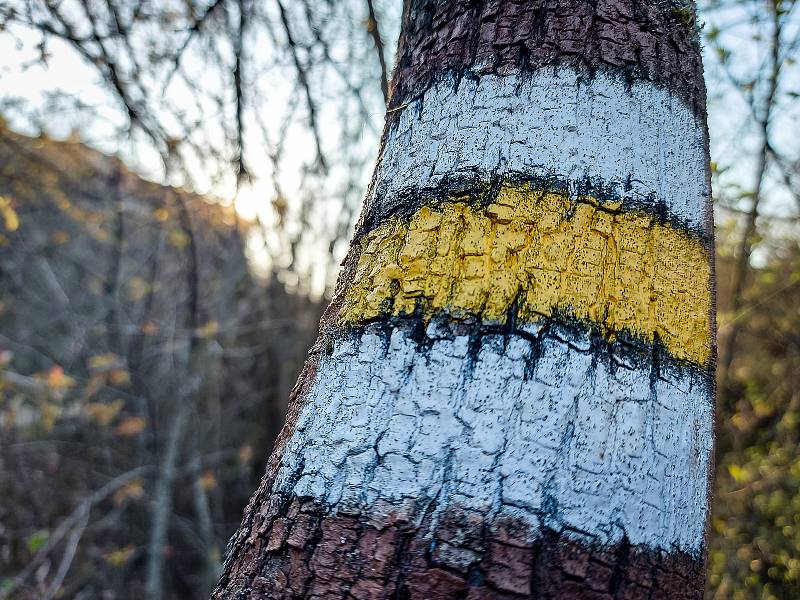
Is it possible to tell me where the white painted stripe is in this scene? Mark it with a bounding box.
[369,69,708,232]
[275,324,713,555]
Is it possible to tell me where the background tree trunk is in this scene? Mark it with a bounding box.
[214,1,714,598]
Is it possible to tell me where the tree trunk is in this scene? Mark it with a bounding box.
[214,1,714,598]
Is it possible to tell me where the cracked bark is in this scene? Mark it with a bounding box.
[388,0,706,117]
[213,1,713,598]
[225,496,704,600]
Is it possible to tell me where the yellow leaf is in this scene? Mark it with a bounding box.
[199,470,217,491]
[104,545,135,567]
[85,400,124,426]
[728,464,747,483]
[2,212,18,232]
[88,353,120,371]
[0,196,19,232]
[126,276,150,301]
[731,412,749,431]
[153,208,170,222]
[115,416,148,437]
[113,479,144,505]
[108,368,130,386]
[46,366,75,389]
[168,229,189,248]
[199,321,219,338]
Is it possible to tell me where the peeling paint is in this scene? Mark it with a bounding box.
[275,323,713,556]
[343,183,711,365]
[389,0,707,118]
[370,69,709,234]
[214,5,713,597]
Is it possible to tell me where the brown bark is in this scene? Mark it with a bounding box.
[219,495,703,600]
[388,0,705,117]
[213,2,710,598]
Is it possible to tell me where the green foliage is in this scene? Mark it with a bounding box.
[709,236,800,599]
[24,530,48,554]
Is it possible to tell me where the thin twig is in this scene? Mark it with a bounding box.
[2,466,153,599]
[276,0,327,172]
[365,0,389,103]
[720,1,783,399]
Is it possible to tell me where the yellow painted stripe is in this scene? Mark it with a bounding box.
[341,184,712,365]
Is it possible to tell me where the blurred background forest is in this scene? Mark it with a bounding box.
[0,0,798,598]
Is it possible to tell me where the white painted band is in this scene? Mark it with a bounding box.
[275,325,712,555]
[369,69,708,232]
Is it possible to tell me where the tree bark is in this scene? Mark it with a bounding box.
[214,1,714,598]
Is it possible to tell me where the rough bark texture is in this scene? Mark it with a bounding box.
[388,0,705,117]
[214,1,713,598]
[232,495,704,600]
[216,320,711,599]
[361,72,711,241]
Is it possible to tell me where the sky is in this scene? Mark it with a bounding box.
[0,1,396,294]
